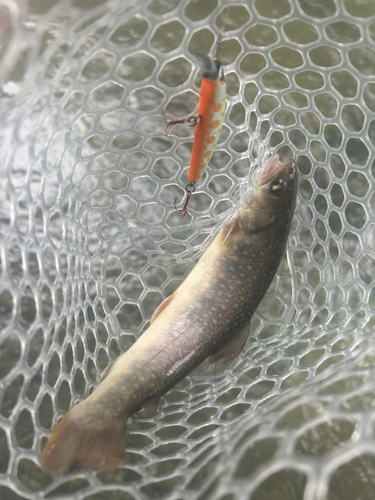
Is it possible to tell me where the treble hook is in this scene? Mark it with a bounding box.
[162,109,201,137]
[174,182,197,217]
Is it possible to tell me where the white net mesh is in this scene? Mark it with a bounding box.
[1,0,375,498]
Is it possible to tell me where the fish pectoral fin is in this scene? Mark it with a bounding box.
[150,293,175,324]
[137,396,160,418]
[218,218,240,248]
[208,322,250,365]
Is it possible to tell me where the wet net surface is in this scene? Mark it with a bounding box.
[1,0,375,498]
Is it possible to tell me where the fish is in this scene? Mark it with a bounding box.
[42,154,298,475]
[163,43,226,216]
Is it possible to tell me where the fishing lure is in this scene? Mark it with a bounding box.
[163,44,226,216]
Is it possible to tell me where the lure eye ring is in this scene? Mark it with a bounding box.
[186,182,196,195]
[187,115,201,127]
[271,178,287,192]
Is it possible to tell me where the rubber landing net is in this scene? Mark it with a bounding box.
[1,0,375,499]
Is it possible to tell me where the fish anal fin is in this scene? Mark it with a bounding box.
[208,322,250,365]
[137,396,160,418]
[42,403,126,475]
[151,293,175,324]
[218,218,240,248]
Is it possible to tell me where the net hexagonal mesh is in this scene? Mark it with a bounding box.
[1,0,375,498]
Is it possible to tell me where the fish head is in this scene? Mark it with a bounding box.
[239,154,298,233]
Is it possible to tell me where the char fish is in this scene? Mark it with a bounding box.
[42,154,298,474]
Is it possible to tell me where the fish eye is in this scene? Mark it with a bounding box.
[271,178,287,192]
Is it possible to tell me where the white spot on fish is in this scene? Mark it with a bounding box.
[167,350,196,378]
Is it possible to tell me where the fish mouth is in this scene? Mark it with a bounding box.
[256,154,296,187]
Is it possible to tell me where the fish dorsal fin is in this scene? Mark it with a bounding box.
[208,322,250,365]
[150,292,175,324]
[137,396,161,418]
[100,358,119,383]
[218,218,240,248]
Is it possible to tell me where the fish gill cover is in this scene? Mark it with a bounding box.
[0,0,375,499]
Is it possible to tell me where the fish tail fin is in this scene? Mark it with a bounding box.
[42,403,126,475]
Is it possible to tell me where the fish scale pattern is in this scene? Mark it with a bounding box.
[0,0,375,498]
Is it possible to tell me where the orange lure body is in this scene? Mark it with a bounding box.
[163,48,226,216]
[189,75,226,184]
